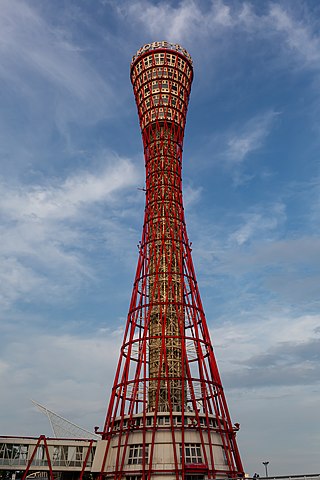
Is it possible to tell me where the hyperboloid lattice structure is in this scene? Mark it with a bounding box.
[99,41,244,480]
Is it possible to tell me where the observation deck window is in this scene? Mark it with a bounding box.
[161,67,168,77]
[144,70,152,81]
[154,53,165,65]
[179,86,185,99]
[152,82,159,92]
[143,56,152,68]
[167,54,175,65]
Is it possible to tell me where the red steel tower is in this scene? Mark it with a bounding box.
[98,41,244,480]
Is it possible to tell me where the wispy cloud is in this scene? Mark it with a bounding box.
[212,313,320,389]
[0,0,110,98]
[269,4,320,68]
[229,202,286,245]
[200,110,279,185]
[1,158,137,220]
[183,183,203,208]
[0,0,118,144]
[0,326,123,435]
[225,111,279,165]
[0,155,141,308]
[121,0,320,79]
[121,0,249,45]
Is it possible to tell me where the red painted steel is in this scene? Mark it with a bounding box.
[100,42,244,480]
[22,435,54,480]
[80,439,94,480]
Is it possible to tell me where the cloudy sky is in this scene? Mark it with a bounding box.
[0,0,319,475]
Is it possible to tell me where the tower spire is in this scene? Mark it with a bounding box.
[100,40,244,480]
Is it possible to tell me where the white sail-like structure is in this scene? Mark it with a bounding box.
[32,400,100,440]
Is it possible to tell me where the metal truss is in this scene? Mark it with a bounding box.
[32,400,99,440]
[0,435,95,479]
[99,41,244,480]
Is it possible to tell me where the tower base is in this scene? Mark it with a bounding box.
[93,412,236,478]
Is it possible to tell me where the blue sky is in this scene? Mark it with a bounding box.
[0,0,319,475]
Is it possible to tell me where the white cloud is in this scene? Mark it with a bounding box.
[0,327,123,435]
[0,0,107,96]
[224,236,320,272]
[229,202,286,245]
[183,184,203,208]
[122,0,248,45]
[0,156,141,308]
[269,4,320,67]
[1,157,138,220]
[122,0,320,80]
[201,110,280,185]
[225,111,279,164]
[189,200,287,269]
[213,313,320,371]
[0,0,117,136]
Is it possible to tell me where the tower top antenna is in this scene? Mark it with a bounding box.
[131,40,193,66]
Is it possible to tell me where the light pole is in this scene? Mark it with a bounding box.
[262,461,269,478]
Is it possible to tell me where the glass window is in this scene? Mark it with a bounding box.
[128,444,149,465]
[181,443,203,464]
[222,447,228,464]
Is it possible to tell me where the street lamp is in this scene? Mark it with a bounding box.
[262,461,269,478]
